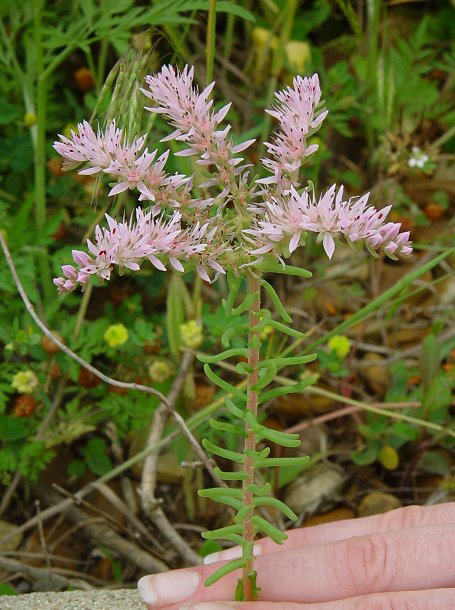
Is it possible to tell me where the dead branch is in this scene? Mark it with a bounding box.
[140,350,201,566]
[0,556,93,590]
[34,485,168,574]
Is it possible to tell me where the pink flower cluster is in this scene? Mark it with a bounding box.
[54,121,189,200]
[142,65,255,190]
[53,209,221,294]
[248,185,412,259]
[53,65,412,295]
[259,74,328,188]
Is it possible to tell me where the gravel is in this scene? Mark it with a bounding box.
[0,589,146,610]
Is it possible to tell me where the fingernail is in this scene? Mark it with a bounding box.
[138,571,200,606]
[203,543,261,565]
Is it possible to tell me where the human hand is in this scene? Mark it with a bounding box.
[137,502,455,609]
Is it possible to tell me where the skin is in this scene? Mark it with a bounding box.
[138,502,455,609]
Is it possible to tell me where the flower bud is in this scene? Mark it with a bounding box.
[24,112,37,127]
[14,395,38,417]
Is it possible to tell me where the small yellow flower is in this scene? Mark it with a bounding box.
[285,41,311,74]
[251,27,278,50]
[328,335,352,359]
[257,313,273,341]
[260,325,274,341]
[11,370,39,394]
[104,323,129,348]
[149,360,174,383]
[180,320,203,349]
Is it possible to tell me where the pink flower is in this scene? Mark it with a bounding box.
[258,74,328,188]
[54,121,192,202]
[54,120,145,176]
[248,185,412,259]
[52,208,218,292]
[142,65,254,186]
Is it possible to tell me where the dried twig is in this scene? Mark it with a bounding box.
[140,350,201,566]
[0,556,94,590]
[34,485,168,574]
[0,427,182,548]
[285,401,421,435]
[92,481,163,550]
[0,471,21,518]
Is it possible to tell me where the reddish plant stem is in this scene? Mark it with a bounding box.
[241,272,261,601]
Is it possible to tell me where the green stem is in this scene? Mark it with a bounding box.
[33,0,46,232]
[33,0,54,305]
[206,0,217,83]
[71,283,93,342]
[167,23,192,63]
[241,271,261,601]
[222,12,235,77]
[96,38,109,92]
[258,0,297,161]
[365,0,381,162]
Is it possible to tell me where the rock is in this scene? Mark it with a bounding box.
[275,388,334,416]
[358,491,402,517]
[0,589,144,610]
[0,520,22,553]
[156,451,184,484]
[304,506,355,527]
[285,462,346,516]
[359,353,391,395]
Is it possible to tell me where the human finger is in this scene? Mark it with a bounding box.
[178,588,455,610]
[204,502,455,564]
[138,523,455,608]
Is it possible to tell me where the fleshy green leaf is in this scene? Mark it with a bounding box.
[259,376,317,403]
[198,348,249,363]
[253,496,298,520]
[202,439,245,463]
[255,456,310,468]
[257,262,312,278]
[204,558,246,587]
[214,467,249,481]
[204,364,247,401]
[259,354,317,368]
[269,320,307,339]
[224,396,244,418]
[261,279,292,323]
[202,524,244,539]
[252,515,287,543]
[256,426,301,448]
[209,418,247,437]
[252,361,277,391]
[246,482,271,496]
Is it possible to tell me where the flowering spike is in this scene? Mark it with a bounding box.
[260,74,327,189]
[247,185,412,260]
[142,65,254,190]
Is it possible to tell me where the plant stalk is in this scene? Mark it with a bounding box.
[33,0,55,306]
[206,0,217,83]
[241,271,261,600]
